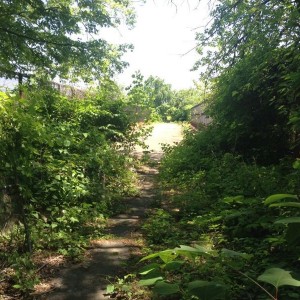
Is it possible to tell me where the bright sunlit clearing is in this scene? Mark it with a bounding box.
[102,0,210,90]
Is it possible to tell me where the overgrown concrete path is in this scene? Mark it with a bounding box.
[38,123,183,300]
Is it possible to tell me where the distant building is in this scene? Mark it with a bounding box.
[50,82,87,99]
[190,103,212,128]
[0,77,87,99]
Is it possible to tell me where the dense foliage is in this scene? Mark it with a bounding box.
[114,1,300,299]
[0,0,134,81]
[195,0,300,164]
[1,0,300,298]
[0,0,141,296]
[126,71,204,122]
[0,83,138,295]
[129,133,299,299]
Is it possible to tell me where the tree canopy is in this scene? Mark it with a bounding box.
[126,71,203,122]
[0,0,135,81]
[195,0,300,78]
[194,0,300,163]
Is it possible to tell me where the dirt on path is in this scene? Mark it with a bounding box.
[134,122,184,159]
[36,123,183,300]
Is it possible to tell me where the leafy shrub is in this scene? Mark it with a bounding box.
[149,123,300,299]
[142,209,178,246]
[134,244,300,300]
[0,84,140,293]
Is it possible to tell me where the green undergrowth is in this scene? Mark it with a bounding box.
[109,128,300,299]
[0,85,142,297]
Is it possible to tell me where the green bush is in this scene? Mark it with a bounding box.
[0,84,140,294]
[146,124,300,299]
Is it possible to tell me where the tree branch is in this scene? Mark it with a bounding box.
[0,26,75,47]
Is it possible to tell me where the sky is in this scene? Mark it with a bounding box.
[108,0,210,90]
[0,0,210,91]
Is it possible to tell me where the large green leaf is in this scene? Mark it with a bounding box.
[140,245,215,264]
[153,281,180,295]
[175,244,216,259]
[257,268,300,288]
[140,250,177,263]
[193,244,218,256]
[187,280,226,300]
[138,276,163,286]
[264,194,298,205]
[275,217,300,224]
[176,245,200,252]
[164,260,185,271]
[270,202,300,208]
[139,263,160,275]
[158,250,178,263]
[221,248,252,260]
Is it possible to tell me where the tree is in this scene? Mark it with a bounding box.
[194,0,300,163]
[126,71,206,122]
[126,71,151,106]
[0,0,135,82]
[144,76,173,108]
[195,0,300,79]
[169,88,203,121]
